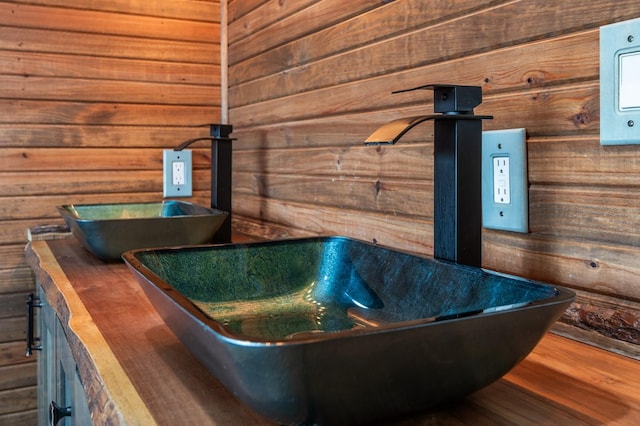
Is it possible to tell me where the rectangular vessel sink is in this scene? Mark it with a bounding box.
[123,236,574,425]
[58,201,227,261]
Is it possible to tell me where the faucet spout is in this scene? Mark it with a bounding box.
[364,84,492,267]
[174,124,235,243]
[364,116,438,145]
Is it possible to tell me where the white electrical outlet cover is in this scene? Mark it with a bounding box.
[163,149,192,197]
[482,129,528,233]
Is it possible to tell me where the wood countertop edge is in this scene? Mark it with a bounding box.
[26,240,157,426]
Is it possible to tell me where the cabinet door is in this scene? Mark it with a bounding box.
[37,284,91,426]
[57,325,91,426]
[37,284,57,426]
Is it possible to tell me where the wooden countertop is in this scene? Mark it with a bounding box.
[26,238,640,425]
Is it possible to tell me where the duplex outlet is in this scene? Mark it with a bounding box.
[163,149,192,197]
[481,129,528,233]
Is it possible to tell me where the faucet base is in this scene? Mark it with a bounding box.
[210,124,233,243]
[434,118,482,267]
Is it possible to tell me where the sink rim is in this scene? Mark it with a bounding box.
[123,236,576,346]
[123,235,577,424]
[58,200,227,223]
[58,200,229,261]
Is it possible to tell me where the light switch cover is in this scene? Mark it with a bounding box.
[600,17,640,145]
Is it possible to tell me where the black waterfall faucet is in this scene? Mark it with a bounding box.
[174,124,235,243]
[364,84,492,267]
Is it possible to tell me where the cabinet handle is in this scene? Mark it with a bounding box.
[49,401,72,426]
[26,293,43,356]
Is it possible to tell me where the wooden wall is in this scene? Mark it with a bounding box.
[227,0,640,356]
[0,1,221,423]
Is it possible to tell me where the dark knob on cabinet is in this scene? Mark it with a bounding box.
[49,401,71,426]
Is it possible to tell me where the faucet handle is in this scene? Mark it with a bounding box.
[392,84,482,114]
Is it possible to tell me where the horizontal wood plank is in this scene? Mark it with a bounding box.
[234,171,433,219]
[231,79,598,134]
[0,147,210,172]
[0,341,33,367]
[528,135,640,187]
[228,0,265,23]
[483,230,640,301]
[0,293,33,319]
[0,51,219,85]
[0,409,37,426]
[234,193,433,255]
[232,116,408,150]
[0,2,219,42]
[1,191,211,221]
[0,125,215,148]
[0,100,220,126]
[229,0,495,80]
[529,185,640,246]
[10,0,220,22]
[0,363,36,391]
[0,268,34,294]
[0,245,30,271]
[0,27,219,64]
[1,317,29,343]
[234,143,433,178]
[0,219,66,246]
[0,169,211,196]
[0,75,220,106]
[234,133,640,190]
[228,0,316,45]
[231,29,598,111]
[229,0,635,87]
[229,1,383,65]
[0,386,37,416]
[233,192,640,303]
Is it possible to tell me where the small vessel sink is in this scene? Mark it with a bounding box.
[58,201,228,261]
[123,236,574,425]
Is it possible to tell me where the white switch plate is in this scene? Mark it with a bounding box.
[163,149,192,197]
[600,17,640,145]
[482,129,528,233]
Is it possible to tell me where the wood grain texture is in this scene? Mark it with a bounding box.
[0,125,215,148]
[0,2,219,43]
[25,237,640,425]
[0,27,219,64]
[10,0,220,22]
[0,363,36,390]
[228,0,640,354]
[0,50,220,85]
[26,240,156,425]
[0,1,222,421]
[26,238,273,425]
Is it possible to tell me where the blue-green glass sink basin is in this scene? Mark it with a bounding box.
[123,236,574,425]
[58,201,228,261]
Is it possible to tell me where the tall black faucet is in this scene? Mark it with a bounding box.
[365,85,492,267]
[174,124,235,243]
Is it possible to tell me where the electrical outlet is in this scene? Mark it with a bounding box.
[172,161,185,185]
[493,157,511,204]
[163,149,192,197]
[482,129,528,233]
